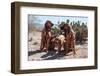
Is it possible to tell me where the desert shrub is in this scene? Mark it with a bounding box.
[51,27,60,37]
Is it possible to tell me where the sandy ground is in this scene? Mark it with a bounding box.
[28,31,88,61]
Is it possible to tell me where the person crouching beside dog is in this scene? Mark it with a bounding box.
[40,20,54,52]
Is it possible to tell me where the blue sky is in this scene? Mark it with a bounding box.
[28,15,88,27]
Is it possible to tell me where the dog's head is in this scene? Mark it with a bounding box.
[63,24,69,31]
[45,20,54,30]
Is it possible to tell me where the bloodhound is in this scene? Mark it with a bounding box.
[63,24,76,55]
[40,20,53,51]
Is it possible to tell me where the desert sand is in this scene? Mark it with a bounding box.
[28,31,88,61]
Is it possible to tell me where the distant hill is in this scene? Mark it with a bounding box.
[28,23,43,32]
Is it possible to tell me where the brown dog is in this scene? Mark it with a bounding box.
[40,20,53,51]
[63,24,76,55]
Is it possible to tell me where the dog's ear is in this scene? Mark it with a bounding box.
[44,22,47,28]
[45,20,54,27]
[51,23,54,27]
